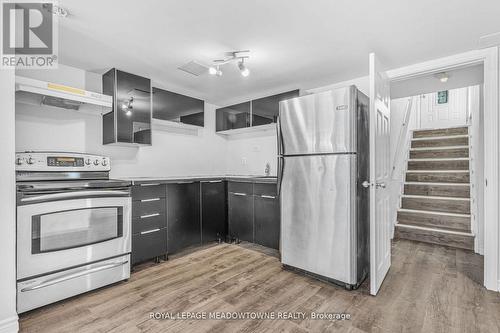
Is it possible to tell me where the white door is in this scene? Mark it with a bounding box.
[369,53,391,296]
[419,88,469,129]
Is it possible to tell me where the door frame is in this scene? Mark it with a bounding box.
[387,47,499,291]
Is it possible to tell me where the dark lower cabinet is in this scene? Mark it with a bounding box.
[254,195,280,249]
[131,179,280,266]
[201,181,226,244]
[228,192,254,242]
[131,183,167,265]
[167,182,201,254]
[132,228,167,264]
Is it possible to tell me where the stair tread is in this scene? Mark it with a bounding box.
[411,136,469,149]
[397,209,471,232]
[413,126,469,139]
[395,223,473,236]
[404,183,470,198]
[402,194,470,200]
[394,224,474,250]
[398,208,470,217]
[401,196,470,214]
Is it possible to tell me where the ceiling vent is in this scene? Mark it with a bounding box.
[178,61,209,76]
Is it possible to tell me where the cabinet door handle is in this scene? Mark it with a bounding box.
[140,213,160,219]
[141,228,160,235]
[141,198,160,202]
[261,195,276,199]
[233,192,247,196]
[208,180,223,183]
[140,183,160,187]
[176,181,195,184]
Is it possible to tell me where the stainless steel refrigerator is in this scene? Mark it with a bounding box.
[278,85,370,289]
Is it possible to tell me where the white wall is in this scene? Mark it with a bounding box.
[223,76,371,176]
[16,65,228,178]
[390,64,484,99]
[225,132,277,176]
[15,65,374,178]
[0,69,19,332]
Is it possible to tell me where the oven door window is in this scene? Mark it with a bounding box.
[31,207,123,253]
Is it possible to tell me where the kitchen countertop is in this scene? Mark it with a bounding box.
[118,175,277,185]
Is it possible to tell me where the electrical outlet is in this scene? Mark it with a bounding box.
[241,157,247,165]
[252,145,261,152]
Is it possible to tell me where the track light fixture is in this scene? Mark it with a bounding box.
[208,50,250,78]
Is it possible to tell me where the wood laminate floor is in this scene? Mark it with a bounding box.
[20,240,500,333]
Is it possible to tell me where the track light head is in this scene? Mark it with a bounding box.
[238,60,250,77]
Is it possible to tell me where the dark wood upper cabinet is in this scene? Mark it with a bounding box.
[152,87,204,127]
[102,69,151,145]
[215,90,299,132]
[251,90,299,127]
[216,101,251,132]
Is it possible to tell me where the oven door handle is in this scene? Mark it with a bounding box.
[20,190,131,203]
[20,260,129,292]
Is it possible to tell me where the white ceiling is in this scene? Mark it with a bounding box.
[57,0,500,106]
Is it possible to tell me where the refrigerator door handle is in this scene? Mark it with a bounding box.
[277,156,285,197]
[277,115,284,156]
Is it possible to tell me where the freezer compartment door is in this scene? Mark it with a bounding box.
[280,154,356,284]
[279,87,356,155]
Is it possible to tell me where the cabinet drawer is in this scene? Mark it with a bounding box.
[132,228,167,264]
[132,198,166,218]
[132,184,166,200]
[132,213,166,235]
[253,183,277,197]
[227,181,253,195]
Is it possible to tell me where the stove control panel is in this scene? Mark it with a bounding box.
[15,152,111,172]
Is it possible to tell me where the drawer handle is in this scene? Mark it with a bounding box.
[261,195,276,199]
[141,198,161,202]
[141,228,160,235]
[208,180,223,183]
[140,213,160,219]
[233,192,247,196]
[176,181,195,184]
[140,183,161,187]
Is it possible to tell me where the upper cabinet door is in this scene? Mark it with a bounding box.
[252,90,299,127]
[152,87,204,127]
[102,69,152,145]
[216,102,251,131]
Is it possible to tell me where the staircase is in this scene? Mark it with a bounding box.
[394,126,474,250]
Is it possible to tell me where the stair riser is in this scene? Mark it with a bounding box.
[394,226,474,250]
[411,137,468,148]
[404,184,470,198]
[407,160,469,171]
[402,197,470,214]
[406,173,470,183]
[413,127,468,138]
[397,211,470,232]
[410,148,469,159]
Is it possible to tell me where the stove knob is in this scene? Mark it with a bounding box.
[27,157,35,165]
[93,159,100,166]
[15,157,23,165]
[85,158,91,165]
[102,159,108,166]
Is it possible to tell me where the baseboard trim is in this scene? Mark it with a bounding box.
[0,315,19,333]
